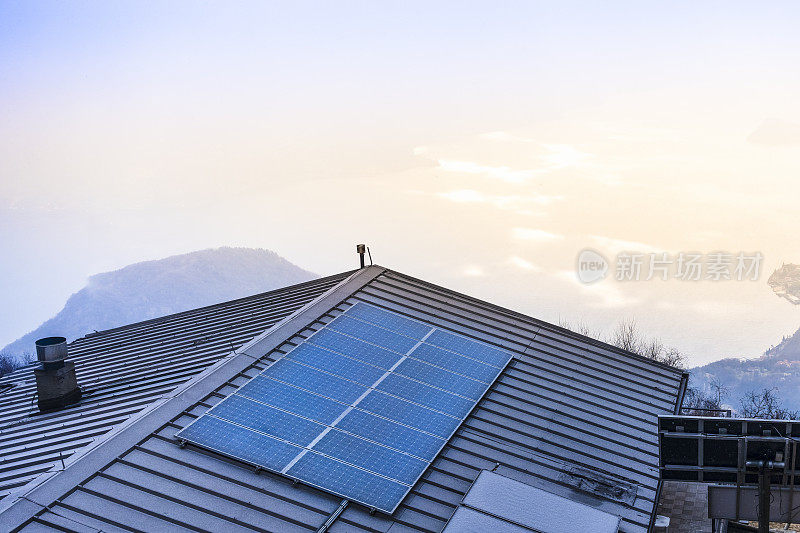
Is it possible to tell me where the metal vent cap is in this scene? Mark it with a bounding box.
[35,337,68,363]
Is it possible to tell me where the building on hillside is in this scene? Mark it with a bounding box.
[0,265,689,532]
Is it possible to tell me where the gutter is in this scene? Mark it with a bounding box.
[673,371,691,415]
[648,370,690,532]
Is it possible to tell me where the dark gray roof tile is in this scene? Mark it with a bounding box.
[0,272,351,503]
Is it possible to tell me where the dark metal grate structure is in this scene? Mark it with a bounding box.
[659,414,799,483]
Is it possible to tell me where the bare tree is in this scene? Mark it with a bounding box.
[709,378,730,406]
[559,316,687,367]
[609,318,641,353]
[739,388,799,420]
[640,337,664,360]
[557,317,599,338]
[682,378,730,416]
[682,387,715,414]
[0,351,31,378]
[607,318,687,368]
[0,353,17,378]
[658,346,686,368]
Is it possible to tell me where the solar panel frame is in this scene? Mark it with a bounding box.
[176,301,513,514]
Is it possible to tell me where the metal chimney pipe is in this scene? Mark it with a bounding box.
[33,337,82,412]
[35,336,69,362]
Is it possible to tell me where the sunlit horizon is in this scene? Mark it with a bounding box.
[2,2,800,365]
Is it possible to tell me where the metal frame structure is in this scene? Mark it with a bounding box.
[659,414,800,532]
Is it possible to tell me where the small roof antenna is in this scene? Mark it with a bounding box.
[356,244,366,268]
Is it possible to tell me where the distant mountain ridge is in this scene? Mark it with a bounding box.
[690,325,800,411]
[2,247,316,358]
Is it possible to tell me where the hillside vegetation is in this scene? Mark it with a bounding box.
[691,326,800,412]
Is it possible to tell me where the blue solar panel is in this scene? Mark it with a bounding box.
[286,452,409,513]
[285,344,388,388]
[307,329,401,369]
[355,390,462,438]
[335,409,445,458]
[425,329,510,368]
[265,359,368,404]
[346,302,432,339]
[326,315,420,354]
[208,396,325,445]
[410,343,499,383]
[312,429,427,485]
[177,301,513,513]
[178,415,301,472]
[393,357,487,400]
[236,377,348,425]
[376,373,475,418]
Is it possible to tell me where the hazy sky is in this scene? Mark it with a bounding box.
[2,1,800,364]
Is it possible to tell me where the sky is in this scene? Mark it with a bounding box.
[2,1,800,365]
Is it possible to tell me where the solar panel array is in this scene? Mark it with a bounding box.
[176,302,512,513]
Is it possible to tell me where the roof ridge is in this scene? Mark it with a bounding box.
[79,270,358,341]
[382,269,687,374]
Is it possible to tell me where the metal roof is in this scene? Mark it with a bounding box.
[0,272,352,502]
[0,266,687,533]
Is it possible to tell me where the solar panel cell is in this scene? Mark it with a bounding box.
[266,359,368,404]
[410,343,499,383]
[326,315,420,354]
[425,329,510,367]
[179,416,301,472]
[209,396,325,445]
[394,357,487,400]
[336,409,445,458]
[285,344,388,387]
[308,329,400,369]
[346,302,432,339]
[355,391,462,438]
[236,377,348,425]
[376,373,474,418]
[311,430,426,485]
[286,452,409,512]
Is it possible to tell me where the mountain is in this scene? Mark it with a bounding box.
[1,247,316,358]
[690,326,800,412]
